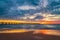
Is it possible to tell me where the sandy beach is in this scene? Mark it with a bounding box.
[0,29,60,40]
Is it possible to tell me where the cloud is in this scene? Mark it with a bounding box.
[33,12,60,21]
[17,5,38,10]
[16,13,42,20]
[16,11,60,21]
[42,0,48,7]
[42,13,60,21]
[19,14,37,20]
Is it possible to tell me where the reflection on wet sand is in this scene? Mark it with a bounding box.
[0,29,60,40]
[33,30,60,36]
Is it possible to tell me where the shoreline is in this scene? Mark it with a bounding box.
[0,29,60,36]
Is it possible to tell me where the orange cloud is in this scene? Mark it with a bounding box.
[39,20,60,24]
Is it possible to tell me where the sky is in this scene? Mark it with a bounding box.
[0,0,60,21]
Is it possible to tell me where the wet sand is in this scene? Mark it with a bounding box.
[0,30,60,40]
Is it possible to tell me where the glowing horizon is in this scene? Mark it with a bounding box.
[0,19,60,24]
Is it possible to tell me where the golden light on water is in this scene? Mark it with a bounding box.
[33,30,60,36]
[0,29,29,33]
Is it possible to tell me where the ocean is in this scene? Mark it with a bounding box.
[0,24,60,30]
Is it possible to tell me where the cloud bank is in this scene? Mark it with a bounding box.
[18,12,60,21]
[17,5,38,10]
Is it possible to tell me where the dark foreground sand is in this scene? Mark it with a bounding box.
[0,31,60,40]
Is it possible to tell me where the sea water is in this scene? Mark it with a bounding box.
[0,24,60,30]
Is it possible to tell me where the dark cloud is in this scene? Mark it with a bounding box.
[0,0,60,19]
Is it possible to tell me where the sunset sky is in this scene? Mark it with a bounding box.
[0,0,60,29]
[0,1,60,40]
[0,0,60,21]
